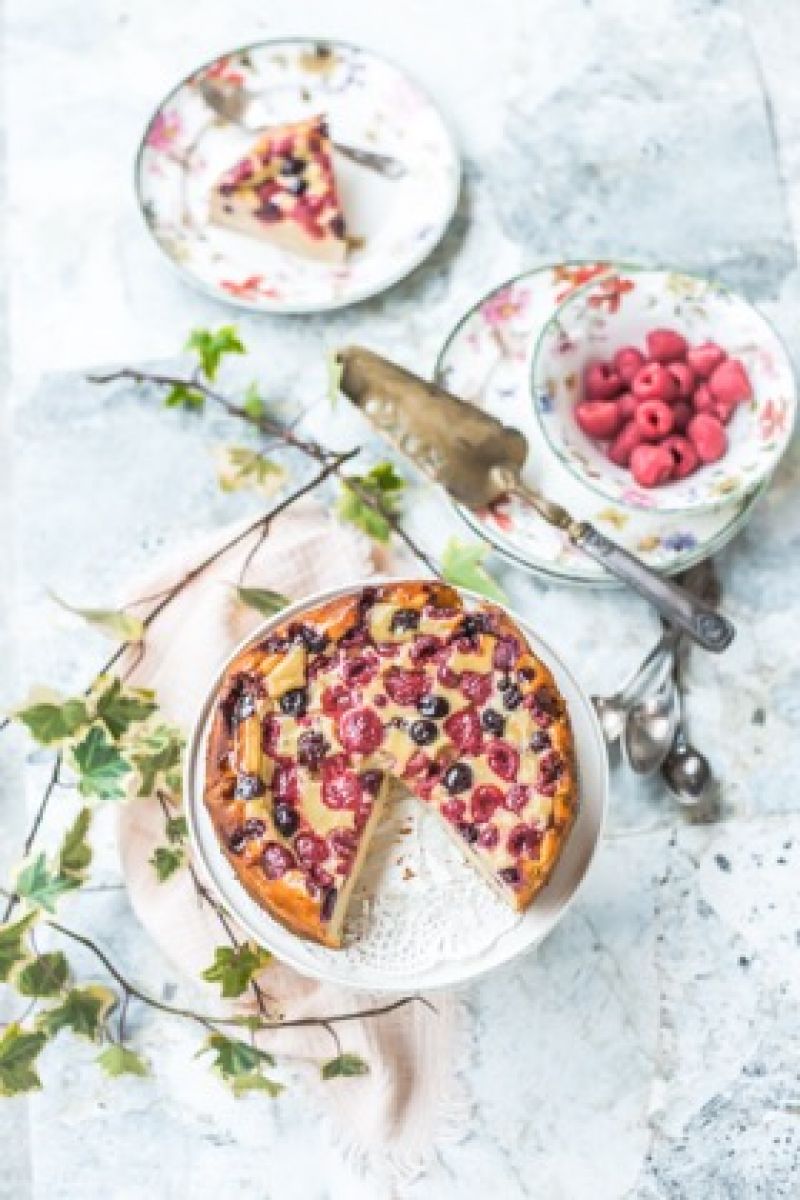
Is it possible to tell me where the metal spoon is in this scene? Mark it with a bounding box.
[592,627,679,743]
[659,633,714,804]
[623,666,681,776]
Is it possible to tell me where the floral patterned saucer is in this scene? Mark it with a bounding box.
[135,39,460,314]
[434,263,767,587]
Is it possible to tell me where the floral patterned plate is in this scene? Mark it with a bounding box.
[135,40,460,314]
[435,263,768,587]
[532,266,797,514]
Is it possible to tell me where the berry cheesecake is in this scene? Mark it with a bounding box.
[204,581,577,947]
[208,114,348,263]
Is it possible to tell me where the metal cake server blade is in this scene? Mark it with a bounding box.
[336,346,735,653]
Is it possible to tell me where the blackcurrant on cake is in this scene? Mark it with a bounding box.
[204,582,577,948]
[208,114,348,263]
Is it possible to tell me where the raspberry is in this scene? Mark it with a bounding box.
[336,706,384,753]
[322,684,356,715]
[575,400,622,440]
[630,444,675,488]
[262,842,296,879]
[437,663,461,689]
[693,383,715,414]
[645,328,688,363]
[667,361,695,399]
[262,716,281,755]
[471,785,503,823]
[504,783,531,814]
[477,824,499,850]
[507,824,542,858]
[613,346,646,386]
[618,391,640,421]
[460,671,492,704]
[487,740,520,782]
[384,667,427,705]
[444,707,483,754]
[408,635,441,664]
[686,341,726,378]
[321,760,362,809]
[687,413,727,463]
[294,831,327,866]
[661,435,700,480]
[634,400,675,441]
[440,797,466,823]
[583,360,623,400]
[671,401,693,432]
[608,419,645,467]
[632,363,678,402]
[272,763,298,804]
[708,358,752,406]
[341,653,379,687]
[493,637,520,670]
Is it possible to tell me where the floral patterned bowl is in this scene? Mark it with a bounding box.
[530,267,796,514]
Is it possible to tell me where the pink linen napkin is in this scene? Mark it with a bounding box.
[116,501,467,1182]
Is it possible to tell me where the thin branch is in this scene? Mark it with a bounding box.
[2,753,63,922]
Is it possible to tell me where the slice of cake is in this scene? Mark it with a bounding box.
[204,581,578,948]
[209,114,348,263]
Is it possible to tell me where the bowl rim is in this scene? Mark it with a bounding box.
[528,262,798,516]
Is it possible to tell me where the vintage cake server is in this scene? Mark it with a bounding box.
[336,346,735,653]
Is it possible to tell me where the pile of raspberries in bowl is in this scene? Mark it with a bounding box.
[575,329,752,489]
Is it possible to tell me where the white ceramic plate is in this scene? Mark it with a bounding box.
[135,39,460,314]
[435,263,768,587]
[185,580,608,994]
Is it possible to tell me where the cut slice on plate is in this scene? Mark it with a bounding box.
[208,113,348,263]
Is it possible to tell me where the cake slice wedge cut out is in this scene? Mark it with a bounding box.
[208,114,348,263]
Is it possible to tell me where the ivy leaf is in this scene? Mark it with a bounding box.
[36,986,116,1040]
[0,912,38,981]
[326,351,343,410]
[0,1024,48,1096]
[202,943,272,999]
[11,689,89,747]
[216,446,288,496]
[48,591,144,643]
[164,382,205,412]
[165,815,188,844]
[71,726,132,802]
[335,462,405,543]
[149,846,184,882]
[186,325,245,381]
[97,1045,149,1078]
[57,807,93,878]
[321,1053,370,1080]
[440,538,508,603]
[130,723,184,797]
[15,853,81,913]
[231,1073,283,1097]
[232,586,289,618]
[198,1033,275,1080]
[15,951,69,998]
[93,676,157,739]
[242,381,266,422]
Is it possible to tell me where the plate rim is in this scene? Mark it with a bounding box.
[133,35,462,316]
[434,260,771,585]
[184,575,610,993]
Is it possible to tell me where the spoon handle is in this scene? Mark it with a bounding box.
[571,523,735,653]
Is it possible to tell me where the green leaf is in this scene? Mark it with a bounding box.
[149,846,184,882]
[36,985,116,1040]
[198,1033,275,1079]
[440,538,508,603]
[335,462,406,543]
[0,912,38,981]
[202,943,272,999]
[165,815,188,844]
[216,446,288,496]
[15,853,81,913]
[48,591,144,643]
[94,676,157,739]
[130,723,184,797]
[57,807,93,878]
[97,1045,149,1077]
[232,587,289,618]
[231,1072,283,1097]
[321,1053,370,1080]
[71,726,132,802]
[164,382,205,412]
[186,325,245,381]
[326,351,343,410]
[11,689,89,746]
[0,1024,48,1096]
[15,952,69,998]
[242,381,266,422]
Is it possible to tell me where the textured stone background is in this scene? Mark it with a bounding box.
[1,1,799,1197]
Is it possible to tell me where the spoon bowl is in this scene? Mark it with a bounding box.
[623,682,681,776]
[661,729,713,804]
